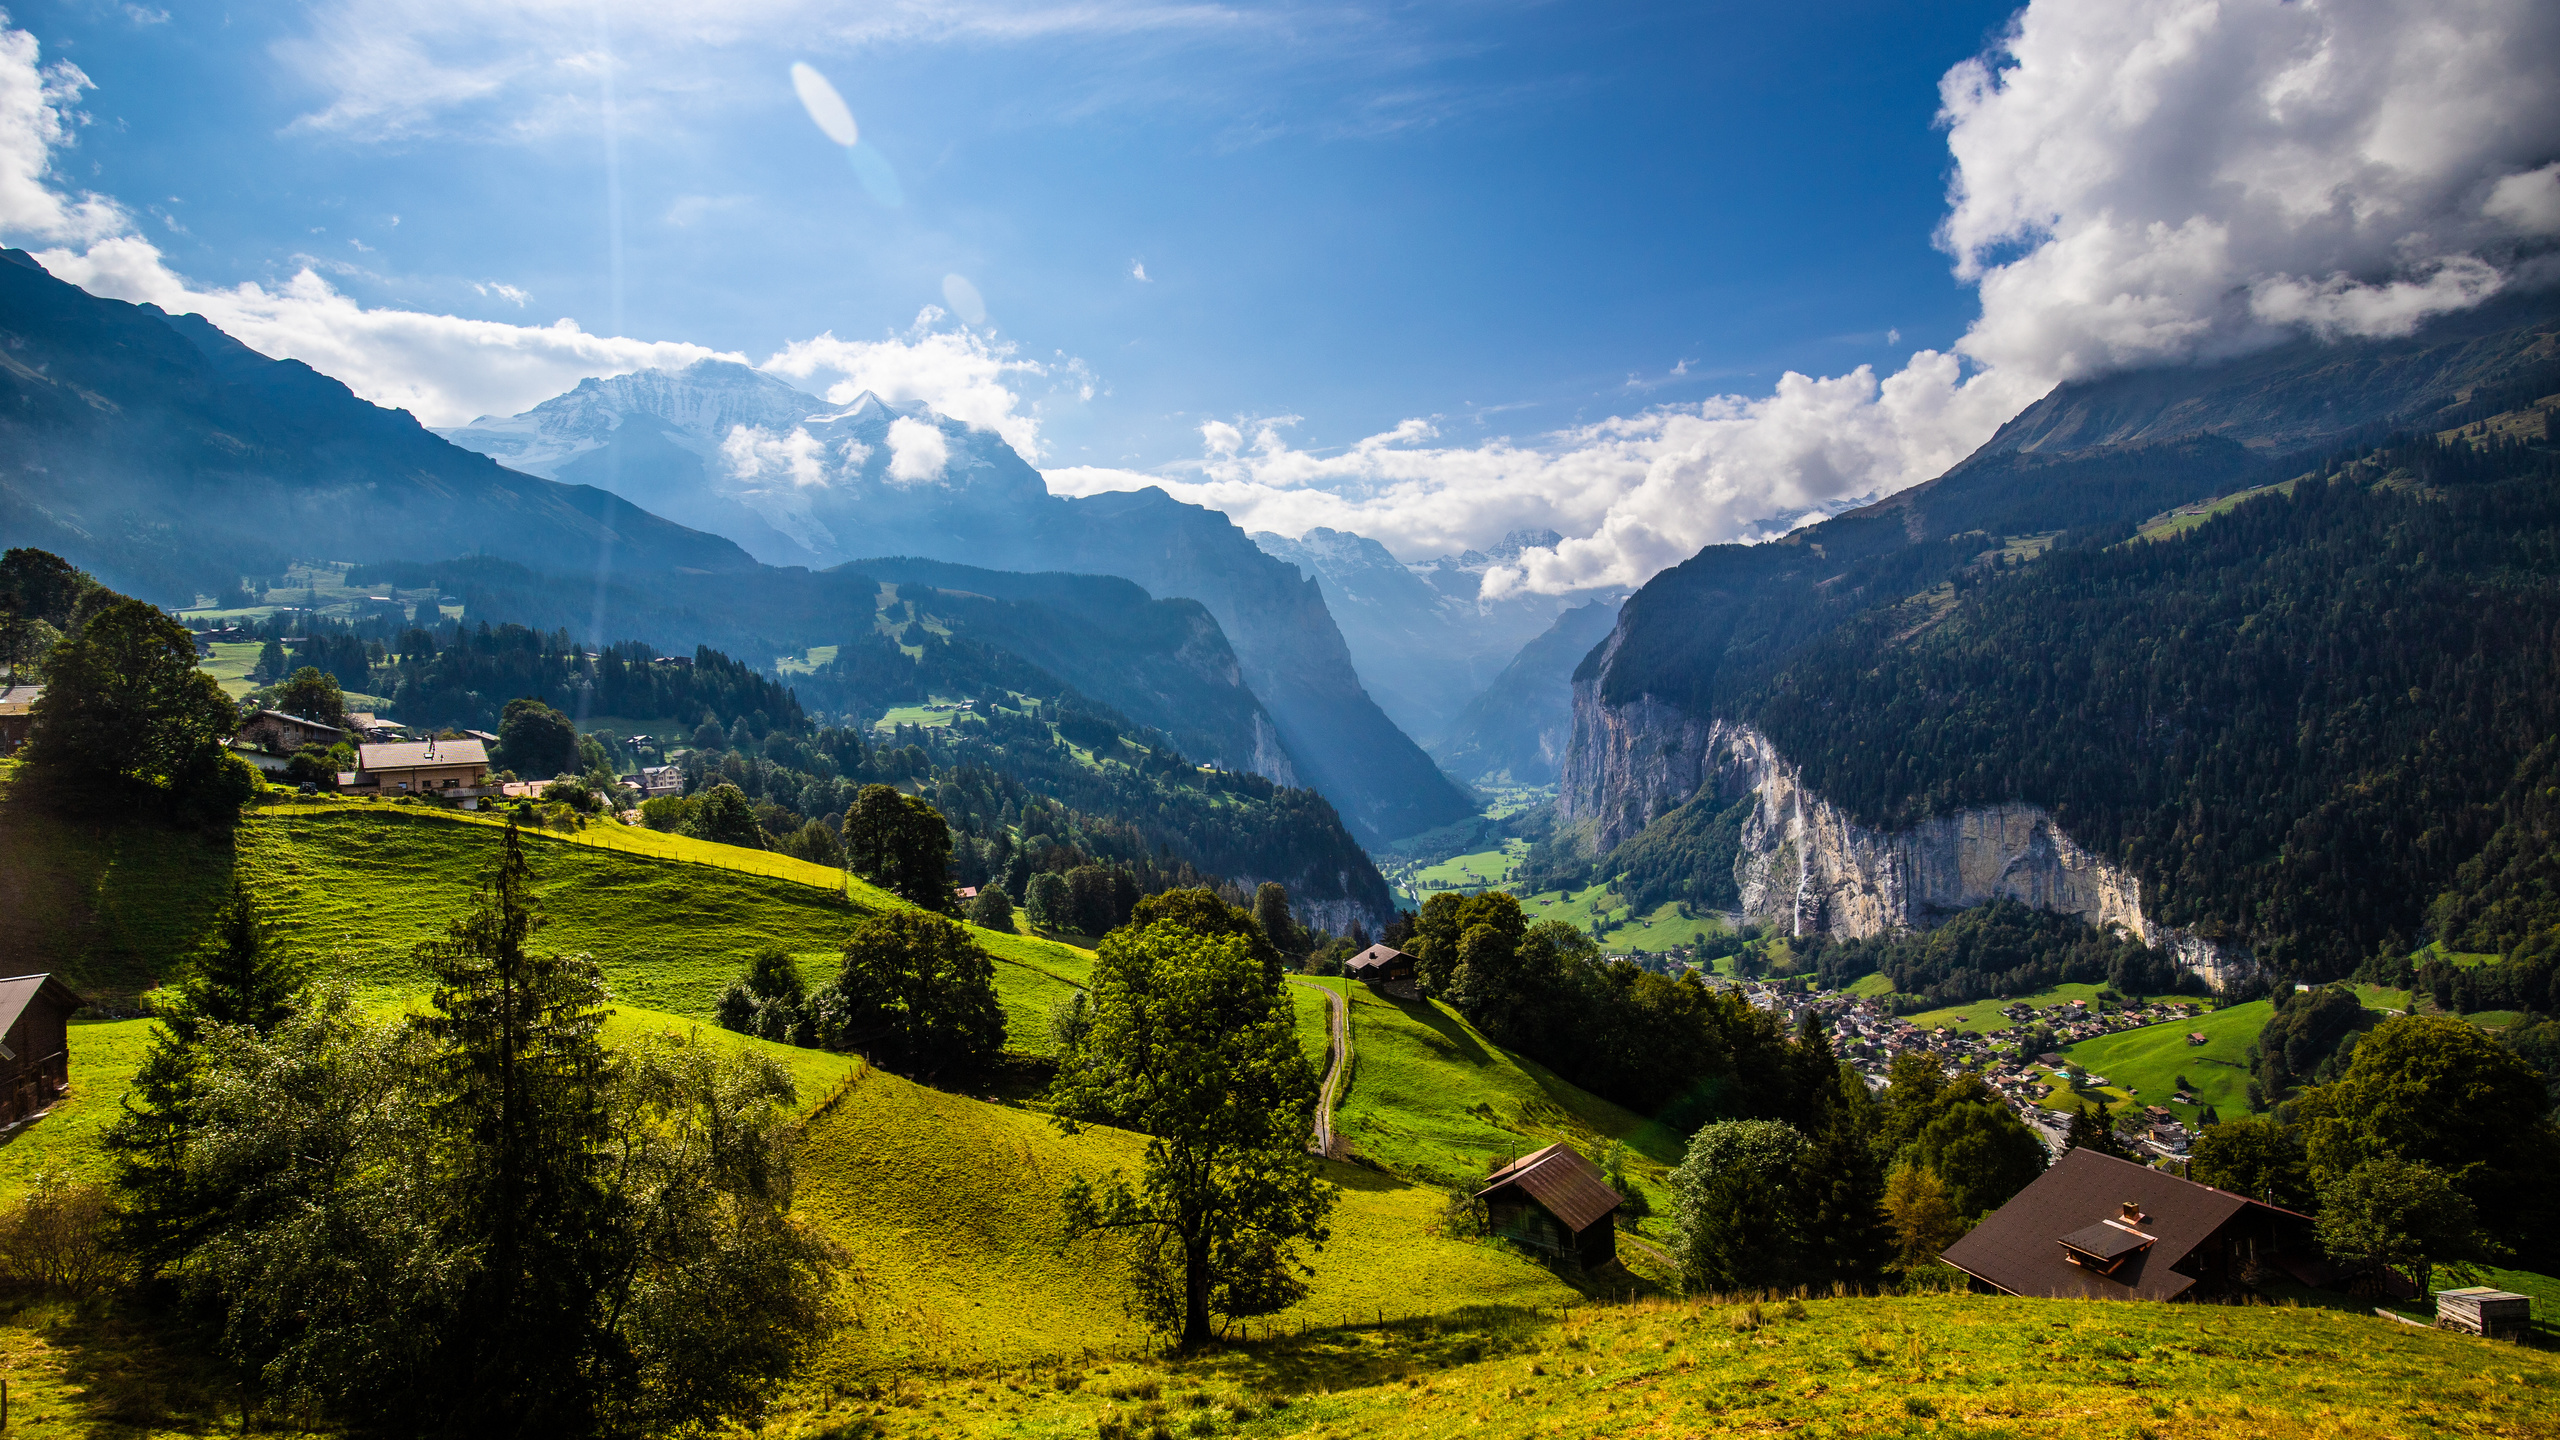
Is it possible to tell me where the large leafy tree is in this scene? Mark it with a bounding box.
[1053,917,1333,1348]
[268,666,349,728]
[1668,1119,1808,1293]
[2314,1157,2502,1300]
[683,782,765,849]
[24,595,250,813]
[1,547,91,680]
[1899,1090,2047,1220]
[496,696,580,779]
[2294,1014,2558,1249]
[2187,1116,2313,1210]
[843,783,952,910]
[826,910,1004,1075]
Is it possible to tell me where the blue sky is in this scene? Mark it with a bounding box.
[7,0,2555,589]
[21,2,2010,452]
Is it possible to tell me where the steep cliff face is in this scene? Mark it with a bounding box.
[1556,628,1717,850]
[1563,687,2259,987]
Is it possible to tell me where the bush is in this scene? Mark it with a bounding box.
[967,885,1016,932]
[639,795,693,833]
[0,1173,120,1297]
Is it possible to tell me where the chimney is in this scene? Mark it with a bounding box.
[2119,1201,2144,1223]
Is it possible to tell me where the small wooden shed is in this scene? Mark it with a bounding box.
[1476,1143,1621,1268]
[2435,1287,2531,1340]
[0,974,84,1127]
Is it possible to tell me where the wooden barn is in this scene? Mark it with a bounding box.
[1942,1148,2313,1302]
[1476,1143,1621,1268]
[1344,943,1417,998]
[0,974,85,1128]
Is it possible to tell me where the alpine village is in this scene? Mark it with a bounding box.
[2,4,2560,1439]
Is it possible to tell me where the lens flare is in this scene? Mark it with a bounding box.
[941,274,987,327]
[846,142,905,208]
[790,62,857,147]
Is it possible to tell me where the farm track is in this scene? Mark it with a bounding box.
[1289,978,1349,1157]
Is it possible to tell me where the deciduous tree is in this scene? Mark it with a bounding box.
[829,910,1003,1075]
[1053,918,1332,1348]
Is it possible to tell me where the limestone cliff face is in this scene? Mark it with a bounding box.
[1560,686,2260,989]
[1557,628,1720,850]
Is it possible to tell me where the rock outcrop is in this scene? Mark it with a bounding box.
[1561,683,2259,989]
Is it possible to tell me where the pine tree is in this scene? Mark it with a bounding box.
[2066,1101,2132,1160]
[413,819,617,1431]
[106,875,309,1277]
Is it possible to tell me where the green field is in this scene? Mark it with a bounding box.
[2355,984,2414,1012]
[876,703,964,730]
[196,640,265,698]
[1317,978,1683,1249]
[772,1291,2560,1440]
[1517,885,1734,954]
[1406,841,1525,893]
[2053,999,2271,1124]
[1900,983,2207,1036]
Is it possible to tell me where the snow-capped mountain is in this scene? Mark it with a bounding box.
[440,360,1475,845]
[436,360,1048,569]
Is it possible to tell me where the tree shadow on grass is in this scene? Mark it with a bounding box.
[1,1292,267,1437]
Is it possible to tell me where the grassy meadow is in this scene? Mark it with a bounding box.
[754,1291,2560,1440]
[2050,999,2271,1125]
[1515,885,1736,955]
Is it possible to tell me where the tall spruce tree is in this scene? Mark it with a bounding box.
[106,875,310,1277]
[413,819,617,1433]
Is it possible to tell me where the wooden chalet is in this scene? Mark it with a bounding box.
[0,975,84,1127]
[1344,943,1417,998]
[0,683,42,753]
[1942,1148,2313,1302]
[1476,1143,1621,1267]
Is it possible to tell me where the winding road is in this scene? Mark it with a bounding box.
[1288,978,1350,1158]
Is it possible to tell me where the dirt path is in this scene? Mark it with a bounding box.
[1288,978,1349,1157]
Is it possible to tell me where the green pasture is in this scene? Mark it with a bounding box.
[1516,886,1733,955]
[1900,982,2206,1036]
[786,1291,2560,1440]
[1407,841,1526,893]
[2053,999,2270,1125]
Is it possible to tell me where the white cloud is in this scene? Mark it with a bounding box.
[885,415,949,483]
[1065,0,2560,595]
[722,423,829,488]
[1131,260,1151,282]
[0,31,125,246]
[472,280,531,306]
[763,311,1052,457]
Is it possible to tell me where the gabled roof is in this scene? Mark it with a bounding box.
[1344,943,1409,975]
[358,738,489,771]
[1942,1148,2284,1302]
[1476,1142,1621,1234]
[0,974,86,1050]
[0,684,39,714]
[251,709,346,735]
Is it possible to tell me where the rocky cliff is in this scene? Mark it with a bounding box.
[1560,682,2260,989]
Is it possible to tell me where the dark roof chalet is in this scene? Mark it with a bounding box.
[1942,1148,2292,1302]
[1475,1142,1621,1234]
[1344,944,1410,977]
[0,974,86,1048]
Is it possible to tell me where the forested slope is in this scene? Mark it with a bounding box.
[1742,434,2560,979]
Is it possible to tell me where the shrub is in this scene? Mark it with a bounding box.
[0,1173,120,1298]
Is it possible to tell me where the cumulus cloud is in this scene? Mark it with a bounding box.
[1064,0,2560,595]
[764,311,1052,457]
[885,415,950,483]
[721,423,828,488]
[0,31,125,246]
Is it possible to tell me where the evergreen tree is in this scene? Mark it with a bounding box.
[2065,1101,2132,1160]
[1254,881,1297,957]
[105,876,309,1277]
[412,819,618,1431]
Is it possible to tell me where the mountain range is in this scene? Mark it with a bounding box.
[0,251,1472,847]
[1248,525,1617,751]
[437,361,1476,844]
[1547,287,2560,988]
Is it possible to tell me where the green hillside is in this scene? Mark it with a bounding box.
[1311,978,1685,1248]
[2054,999,2271,1125]
[771,1292,2558,1440]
